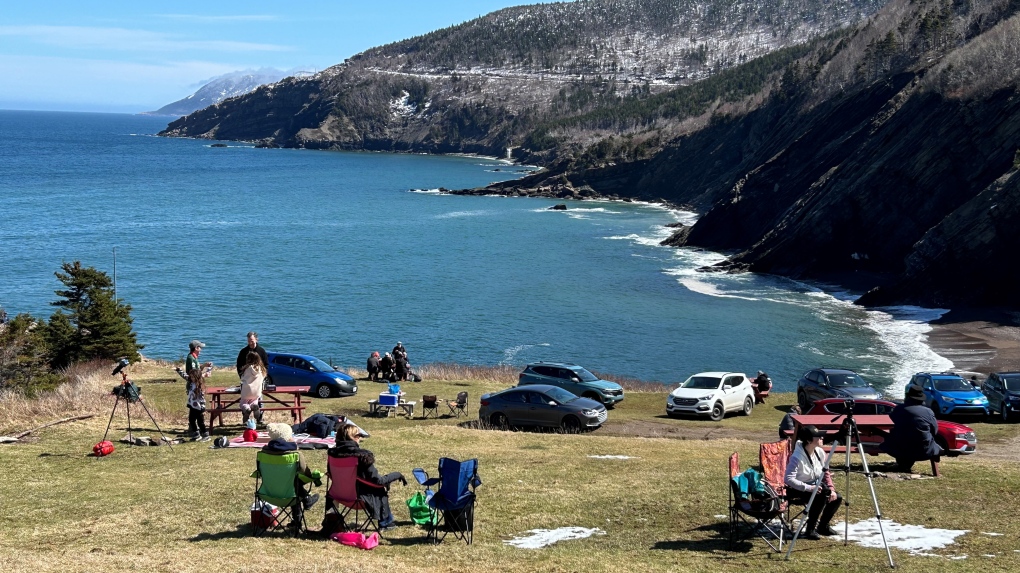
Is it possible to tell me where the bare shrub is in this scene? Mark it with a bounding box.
[924,14,1020,97]
[0,360,108,433]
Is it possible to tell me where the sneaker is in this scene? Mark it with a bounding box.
[198,435,211,442]
[302,493,320,510]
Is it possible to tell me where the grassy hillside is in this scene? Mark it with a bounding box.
[2,362,1019,572]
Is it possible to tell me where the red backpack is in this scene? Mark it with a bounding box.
[92,440,115,457]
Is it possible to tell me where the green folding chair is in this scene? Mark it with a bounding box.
[250,451,314,536]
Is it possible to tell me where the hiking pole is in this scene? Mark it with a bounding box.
[784,439,839,560]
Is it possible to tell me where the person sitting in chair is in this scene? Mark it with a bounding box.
[328,424,406,530]
[784,425,841,540]
[261,423,320,514]
[880,385,943,472]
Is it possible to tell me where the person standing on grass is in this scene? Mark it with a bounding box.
[237,331,269,378]
[185,339,208,381]
[240,351,266,426]
[186,363,211,442]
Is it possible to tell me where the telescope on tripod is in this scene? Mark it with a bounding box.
[786,398,894,567]
[100,358,174,450]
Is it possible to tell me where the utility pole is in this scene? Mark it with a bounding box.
[113,246,118,301]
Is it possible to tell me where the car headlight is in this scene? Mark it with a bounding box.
[940,396,955,403]
[698,395,714,401]
[581,409,600,417]
[960,432,976,441]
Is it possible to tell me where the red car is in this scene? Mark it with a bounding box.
[803,398,977,456]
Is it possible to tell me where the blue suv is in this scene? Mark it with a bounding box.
[907,372,989,417]
[518,362,624,408]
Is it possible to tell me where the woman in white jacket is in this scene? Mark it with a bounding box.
[784,424,842,539]
[239,351,265,425]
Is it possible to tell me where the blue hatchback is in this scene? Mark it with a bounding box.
[907,372,988,417]
[266,352,357,399]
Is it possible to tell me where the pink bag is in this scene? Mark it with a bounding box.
[330,531,379,550]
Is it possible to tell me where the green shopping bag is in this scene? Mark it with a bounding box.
[406,491,438,526]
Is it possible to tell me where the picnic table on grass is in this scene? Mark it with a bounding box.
[206,386,308,427]
[784,414,893,455]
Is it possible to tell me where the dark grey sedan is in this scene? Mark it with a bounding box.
[479,384,608,431]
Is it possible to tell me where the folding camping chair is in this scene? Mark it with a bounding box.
[760,438,810,533]
[446,391,468,417]
[421,395,439,419]
[728,452,786,551]
[325,455,388,535]
[413,457,481,544]
[250,451,313,536]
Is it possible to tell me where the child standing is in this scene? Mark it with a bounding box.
[187,367,210,442]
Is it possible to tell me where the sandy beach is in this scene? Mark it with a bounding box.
[927,310,1020,378]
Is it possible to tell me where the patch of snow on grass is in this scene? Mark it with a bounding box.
[504,527,605,549]
[834,518,968,555]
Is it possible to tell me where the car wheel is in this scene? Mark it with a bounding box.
[709,401,725,422]
[561,415,581,433]
[798,391,810,411]
[316,384,334,399]
[931,401,942,418]
[583,392,604,405]
[741,396,754,416]
[1002,405,1012,423]
[491,412,510,430]
[935,435,952,456]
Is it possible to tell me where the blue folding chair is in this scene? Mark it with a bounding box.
[413,458,481,544]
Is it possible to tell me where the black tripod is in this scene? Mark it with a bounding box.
[835,403,893,567]
[101,360,174,450]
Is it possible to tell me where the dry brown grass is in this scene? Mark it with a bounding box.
[0,360,109,434]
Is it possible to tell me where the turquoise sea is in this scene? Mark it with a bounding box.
[0,110,952,393]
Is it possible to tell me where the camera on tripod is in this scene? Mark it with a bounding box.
[110,357,141,403]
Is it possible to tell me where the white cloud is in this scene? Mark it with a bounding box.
[0,25,291,53]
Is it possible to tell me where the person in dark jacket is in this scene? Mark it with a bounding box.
[327,424,406,529]
[367,351,381,381]
[379,352,395,382]
[394,354,409,382]
[260,423,321,515]
[236,331,269,378]
[392,342,407,363]
[778,405,801,440]
[880,385,943,472]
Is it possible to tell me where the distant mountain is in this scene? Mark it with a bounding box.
[145,69,300,117]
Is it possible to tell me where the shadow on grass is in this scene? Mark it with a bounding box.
[652,523,815,559]
[190,523,254,542]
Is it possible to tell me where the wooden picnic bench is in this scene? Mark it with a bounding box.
[206,386,309,427]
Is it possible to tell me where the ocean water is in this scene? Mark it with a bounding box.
[0,110,951,394]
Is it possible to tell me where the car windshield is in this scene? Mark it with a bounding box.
[682,376,721,390]
[1002,376,1020,391]
[934,377,972,392]
[827,373,868,387]
[571,368,599,382]
[544,387,578,403]
[308,358,335,372]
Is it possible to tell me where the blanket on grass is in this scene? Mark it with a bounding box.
[228,431,335,449]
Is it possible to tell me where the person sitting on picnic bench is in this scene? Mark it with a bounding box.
[262,423,321,511]
[785,424,841,540]
[328,424,407,530]
[239,351,265,426]
[879,385,943,473]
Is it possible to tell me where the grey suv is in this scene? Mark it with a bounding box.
[518,362,624,407]
[797,368,882,411]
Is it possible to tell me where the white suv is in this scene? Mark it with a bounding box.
[666,372,756,421]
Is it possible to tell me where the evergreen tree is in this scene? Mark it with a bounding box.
[0,313,61,393]
[45,261,142,369]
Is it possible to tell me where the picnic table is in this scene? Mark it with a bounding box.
[786,413,940,476]
[206,386,308,427]
[367,393,415,418]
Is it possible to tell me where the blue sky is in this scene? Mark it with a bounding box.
[0,1,561,113]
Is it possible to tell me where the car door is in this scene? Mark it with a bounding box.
[556,368,582,395]
[528,366,558,386]
[500,390,531,425]
[528,391,561,427]
[291,357,316,389]
[269,354,298,386]
[807,371,826,403]
[921,377,936,408]
[985,375,1003,412]
[722,375,744,410]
